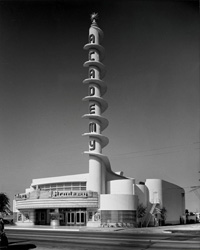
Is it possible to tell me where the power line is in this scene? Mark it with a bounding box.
[109,142,199,159]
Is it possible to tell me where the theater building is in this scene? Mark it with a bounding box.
[13,14,185,227]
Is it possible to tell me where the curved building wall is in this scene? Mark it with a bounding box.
[100,194,137,210]
[145,179,163,205]
[107,179,134,195]
[135,184,149,207]
[100,194,138,226]
[88,156,102,193]
[101,163,106,194]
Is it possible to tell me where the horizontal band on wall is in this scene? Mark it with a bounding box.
[101,210,136,224]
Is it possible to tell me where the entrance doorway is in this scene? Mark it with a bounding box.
[66,209,86,226]
[76,211,85,225]
[35,209,47,225]
[67,211,75,225]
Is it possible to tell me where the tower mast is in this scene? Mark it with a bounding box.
[82,13,108,194]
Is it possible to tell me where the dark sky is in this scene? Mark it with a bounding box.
[0,0,199,211]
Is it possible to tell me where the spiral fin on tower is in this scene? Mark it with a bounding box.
[82,14,112,194]
[83,78,107,96]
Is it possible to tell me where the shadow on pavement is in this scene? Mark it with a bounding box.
[1,243,36,249]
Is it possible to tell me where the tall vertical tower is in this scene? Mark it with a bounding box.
[82,13,109,194]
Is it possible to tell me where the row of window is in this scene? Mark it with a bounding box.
[38,182,87,191]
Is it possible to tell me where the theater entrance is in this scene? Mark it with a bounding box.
[65,209,86,226]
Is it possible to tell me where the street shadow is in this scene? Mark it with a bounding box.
[0,243,36,249]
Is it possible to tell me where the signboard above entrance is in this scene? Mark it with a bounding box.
[52,190,96,198]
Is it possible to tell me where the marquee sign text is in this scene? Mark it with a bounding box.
[52,191,90,198]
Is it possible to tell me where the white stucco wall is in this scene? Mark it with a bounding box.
[162,180,185,224]
[107,179,134,195]
[13,200,19,213]
[146,179,185,224]
[87,156,101,193]
[135,184,149,207]
[101,163,106,194]
[145,179,163,205]
[100,194,138,210]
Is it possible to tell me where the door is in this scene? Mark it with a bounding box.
[35,210,47,225]
[76,211,85,225]
[40,211,46,225]
[66,212,76,225]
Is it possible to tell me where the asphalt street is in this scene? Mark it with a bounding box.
[4,224,200,250]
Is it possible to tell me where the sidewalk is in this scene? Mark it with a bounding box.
[5,223,200,234]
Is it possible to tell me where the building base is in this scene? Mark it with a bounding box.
[100,210,137,228]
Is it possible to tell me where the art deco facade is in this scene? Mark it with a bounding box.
[13,15,185,228]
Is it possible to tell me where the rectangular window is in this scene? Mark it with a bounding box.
[67,213,70,223]
[81,182,86,188]
[56,183,63,189]
[77,212,80,223]
[81,213,85,223]
[39,182,86,192]
[71,213,75,223]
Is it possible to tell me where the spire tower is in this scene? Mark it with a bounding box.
[82,13,108,194]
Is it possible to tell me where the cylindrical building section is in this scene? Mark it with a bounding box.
[89,119,101,134]
[89,101,101,115]
[89,22,103,45]
[135,183,149,207]
[89,137,102,153]
[107,179,134,195]
[88,83,101,97]
[87,156,102,193]
[88,66,100,79]
[100,194,138,226]
[145,179,163,205]
[82,14,108,194]
[88,49,100,62]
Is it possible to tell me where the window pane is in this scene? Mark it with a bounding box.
[57,183,63,188]
[67,213,70,223]
[77,213,80,223]
[81,213,85,222]
[71,213,75,223]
